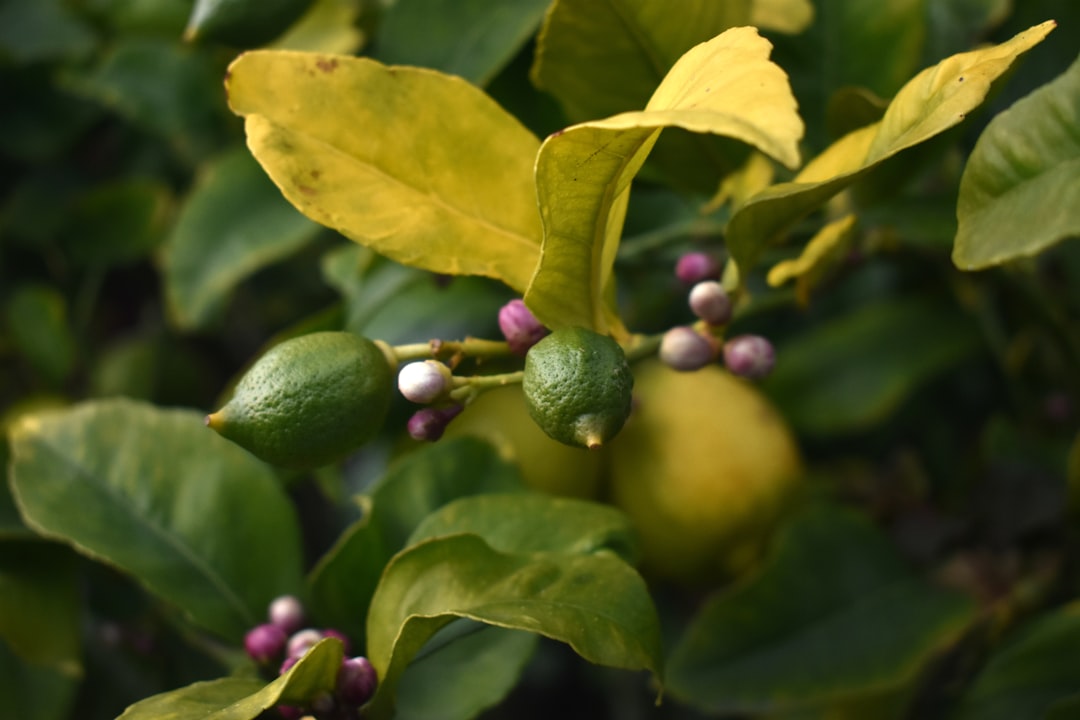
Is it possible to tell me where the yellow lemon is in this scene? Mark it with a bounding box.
[446,385,602,499]
[609,360,802,587]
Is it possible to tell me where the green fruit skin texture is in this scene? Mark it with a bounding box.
[522,327,633,449]
[186,0,315,46]
[210,331,392,469]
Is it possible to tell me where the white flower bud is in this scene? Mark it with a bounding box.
[397,360,453,404]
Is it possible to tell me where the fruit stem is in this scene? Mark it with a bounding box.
[448,370,524,403]
[623,333,664,362]
[390,337,514,363]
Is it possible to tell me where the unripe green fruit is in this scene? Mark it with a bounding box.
[522,327,633,449]
[206,331,392,469]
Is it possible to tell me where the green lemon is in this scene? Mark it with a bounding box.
[608,360,802,587]
[206,331,392,469]
[184,0,314,46]
[522,327,633,449]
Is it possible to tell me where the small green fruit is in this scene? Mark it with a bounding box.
[522,327,633,449]
[206,331,392,469]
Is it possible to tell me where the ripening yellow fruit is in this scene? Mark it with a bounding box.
[608,360,802,587]
[444,385,602,499]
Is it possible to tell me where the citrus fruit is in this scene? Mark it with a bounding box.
[184,0,314,46]
[444,385,603,499]
[206,331,392,469]
[522,327,633,449]
[608,360,802,587]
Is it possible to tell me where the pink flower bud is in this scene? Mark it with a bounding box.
[723,334,776,379]
[286,628,324,659]
[338,656,378,706]
[321,628,351,655]
[498,299,548,356]
[398,360,453,404]
[688,281,732,326]
[276,705,303,720]
[659,327,717,372]
[675,252,721,284]
[407,405,464,442]
[268,595,305,635]
[279,655,298,676]
[244,623,287,665]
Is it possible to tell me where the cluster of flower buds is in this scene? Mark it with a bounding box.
[660,252,776,379]
[242,595,377,718]
[398,359,464,442]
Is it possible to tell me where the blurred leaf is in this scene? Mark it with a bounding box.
[6,284,77,388]
[0,0,96,63]
[0,639,78,720]
[64,179,173,267]
[373,0,549,86]
[0,68,99,163]
[163,147,321,330]
[750,0,815,35]
[953,54,1080,270]
[766,213,858,303]
[1047,694,1080,720]
[825,85,889,139]
[524,26,802,334]
[0,542,81,677]
[764,295,982,436]
[185,0,315,47]
[365,533,663,720]
[668,503,975,714]
[64,38,230,163]
[9,399,304,641]
[923,0,1011,62]
[117,637,342,720]
[0,481,29,539]
[83,0,193,37]
[727,21,1056,273]
[409,493,637,561]
[395,621,539,720]
[226,50,543,293]
[271,0,366,54]
[954,602,1080,720]
[307,438,523,644]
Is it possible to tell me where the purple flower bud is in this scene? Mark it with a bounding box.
[723,334,776,379]
[311,690,336,714]
[244,623,287,665]
[276,705,303,720]
[407,405,464,442]
[659,327,717,372]
[321,628,351,655]
[675,252,721,284]
[286,628,324,659]
[398,360,453,404]
[279,655,299,676]
[498,299,548,356]
[688,281,732,326]
[337,656,378,706]
[268,595,305,635]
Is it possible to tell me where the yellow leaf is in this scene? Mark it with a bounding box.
[269,0,366,54]
[766,213,858,304]
[726,20,1056,274]
[226,51,544,293]
[524,26,803,334]
[750,0,814,35]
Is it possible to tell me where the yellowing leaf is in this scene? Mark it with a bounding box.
[767,213,858,304]
[269,0,366,54]
[750,0,814,35]
[226,51,543,293]
[726,20,1056,274]
[524,27,803,334]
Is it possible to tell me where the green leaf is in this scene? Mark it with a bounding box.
[5,284,78,388]
[0,640,78,720]
[667,503,975,714]
[954,602,1080,720]
[226,50,543,293]
[163,148,322,330]
[764,295,982,436]
[0,542,81,677]
[307,437,523,645]
[117,637,343,720]
[727,20,1057,274]
[63,39,230,163]
[524,26,803,333]
[395,622,539,720]
[8,399,303,641]
[408,493,638,561]
[64,179,172,267]
[365,534,663,720]
[373,0,550,86]
[0,0,96,64]
[953,54,1080,269]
